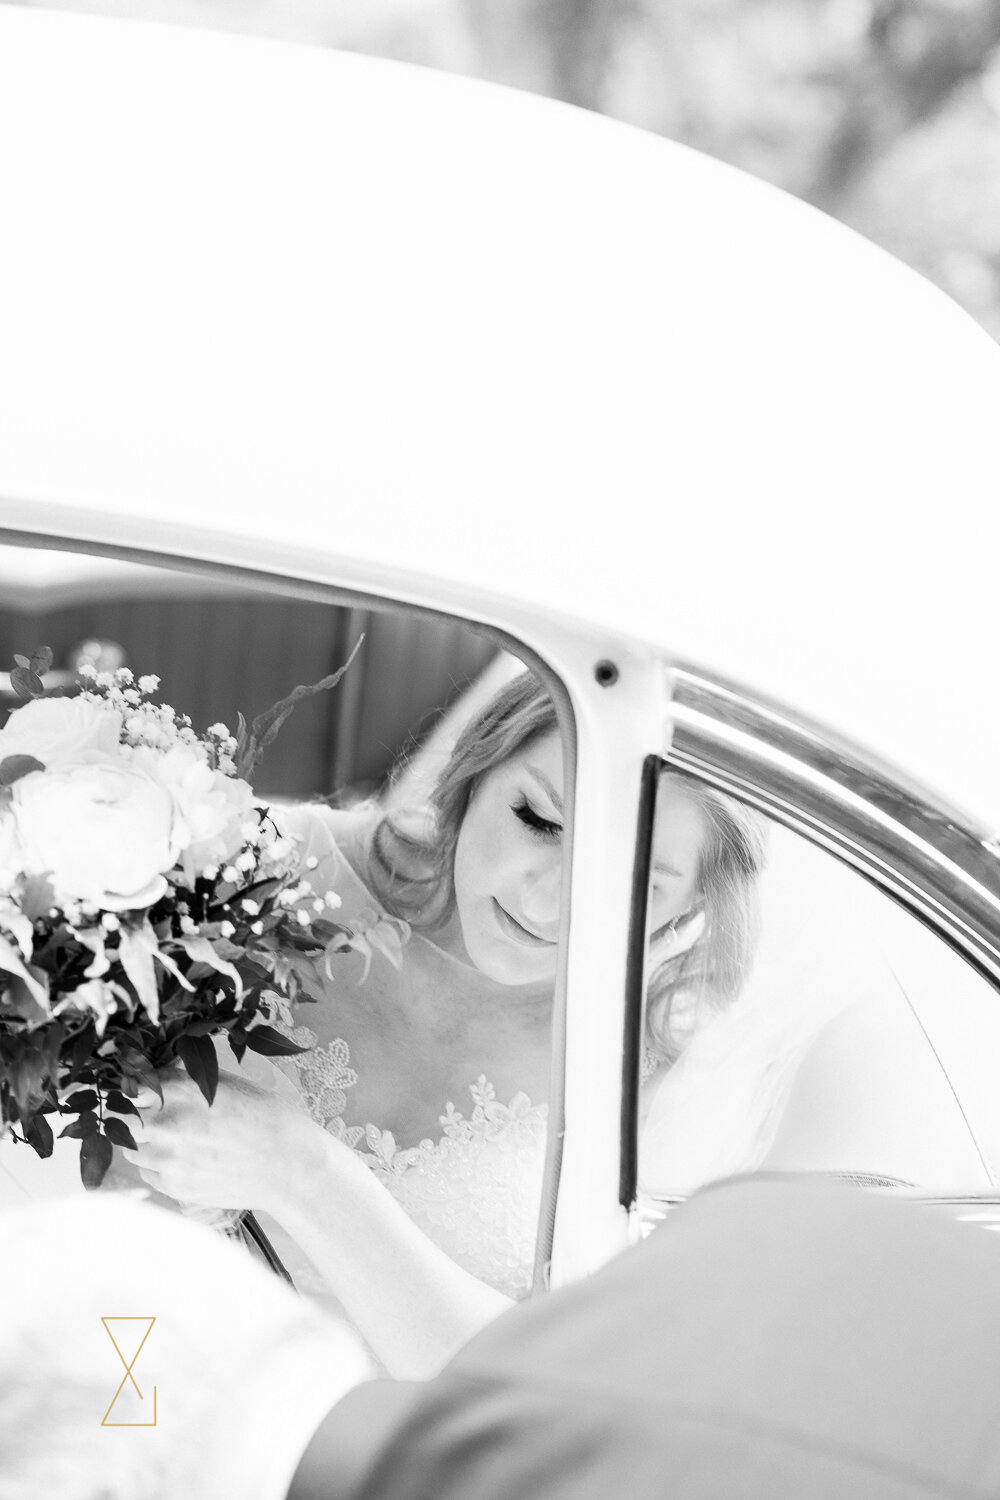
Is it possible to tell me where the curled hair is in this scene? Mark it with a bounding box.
[644,775,768,1065]
[368,671,556,929]
[367,672,767,1056]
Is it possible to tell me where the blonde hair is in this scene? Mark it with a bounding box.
[367,673,767,1053]
[645,773,768,1063]
[368,671,555,929]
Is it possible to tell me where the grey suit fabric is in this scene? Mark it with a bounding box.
[306,1176,1000,1499]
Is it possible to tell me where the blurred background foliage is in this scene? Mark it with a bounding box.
[14,0,1000,339]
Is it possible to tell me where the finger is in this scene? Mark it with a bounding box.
[130,1085,163,1111]
[118,1112,146,1144]
[651,909,699,941]
[144,1075,205,1123]
[132,1113,162,1147]
[159,1075,203,1106]
[121,1134,171,1169]
[120,1148,162,1183]
[132,1092,167,1122]
[649,908,705,963]
[676,908,706,940]
[120,1145,152,1167]
[131,1102,165,1135]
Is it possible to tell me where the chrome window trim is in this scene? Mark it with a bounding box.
[637,1190,1000,1234]
[666,664,1000,987]
[624,662,1000,1220]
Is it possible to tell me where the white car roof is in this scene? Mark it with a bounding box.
[1,6,998,827]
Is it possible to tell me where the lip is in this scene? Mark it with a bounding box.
[491,898,557,948]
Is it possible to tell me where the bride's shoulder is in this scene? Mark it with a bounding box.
[268,799,378,885]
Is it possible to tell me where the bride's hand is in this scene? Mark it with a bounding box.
[648,907,705,971]
[124,1069,322,1214]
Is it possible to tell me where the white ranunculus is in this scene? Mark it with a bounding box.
[137,743,254,883]
[12,760,178,911]
[0,695,123,769]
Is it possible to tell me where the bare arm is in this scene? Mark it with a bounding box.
[273,1118,511,1376]
[129,1073,512,1378]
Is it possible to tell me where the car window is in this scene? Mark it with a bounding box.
[637,778,1000,1215]
[0,544,565,1356]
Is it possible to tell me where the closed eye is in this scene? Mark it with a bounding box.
[512,797,562,841]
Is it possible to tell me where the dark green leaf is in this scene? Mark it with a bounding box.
[59,1110,99,1140]
[243,1024,310,1057]
[234,957,270,984]
[80,1131,114,1190]
[309,919,351,943]
[228,1034,247,1064]
[12,654,30,670]
[29,647,53,678]
[207,938,244,962]
[180,1017,225,1037]
[119,1054,163,1102]
[241,877,282,905]
[0,754,46,787]
[18,872,58,926]
[24,1112,54,1158]
[10,667,45,700]
[279,927,324,953]
[69,1027,99,1075]
[177,1033,219,1106]
[64,1089,99,1113]
[104,1116,138,1151]
[234,735,260,785]
[105,1089,140,1117]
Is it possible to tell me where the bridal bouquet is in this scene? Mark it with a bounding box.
[0,646,362,1188]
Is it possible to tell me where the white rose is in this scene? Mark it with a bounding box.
[138,744,254,884]
[12,761,177,912]
[0,696,123,769]
[0,811,25,898]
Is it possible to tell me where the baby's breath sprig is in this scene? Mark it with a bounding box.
[78,664,213,760]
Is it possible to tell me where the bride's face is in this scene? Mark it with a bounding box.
[452,733,706,987]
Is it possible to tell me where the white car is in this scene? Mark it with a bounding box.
[1,4,998,1312]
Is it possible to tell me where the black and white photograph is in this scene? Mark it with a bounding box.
[1,3,999,1497]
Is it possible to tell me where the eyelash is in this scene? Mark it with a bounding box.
[512,798,562,842]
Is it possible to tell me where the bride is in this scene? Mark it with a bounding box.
[127,672,766,1376]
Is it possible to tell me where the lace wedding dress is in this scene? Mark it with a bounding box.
[268,805,548,1304]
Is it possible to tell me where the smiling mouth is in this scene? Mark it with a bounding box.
[492,899,557,948]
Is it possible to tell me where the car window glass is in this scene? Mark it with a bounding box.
[0,544,562,1343]
[638,778,1000,1213]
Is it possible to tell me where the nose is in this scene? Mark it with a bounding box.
[518,849,562,938]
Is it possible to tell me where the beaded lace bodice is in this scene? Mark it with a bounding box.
[276,805,548,1302]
